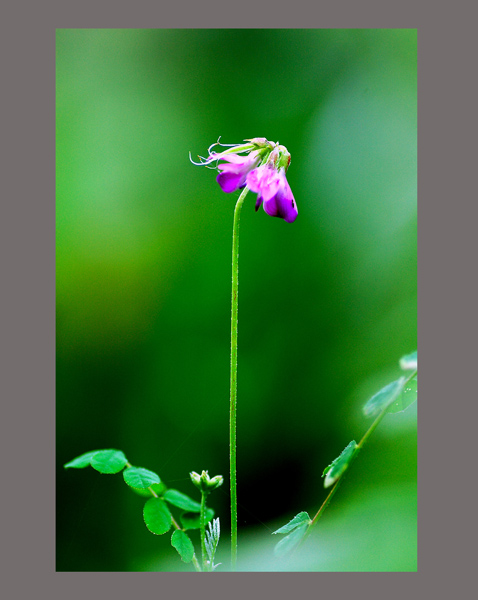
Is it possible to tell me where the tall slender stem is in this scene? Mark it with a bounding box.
[229,186,250,571]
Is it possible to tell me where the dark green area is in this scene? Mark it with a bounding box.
[57,29,416,571]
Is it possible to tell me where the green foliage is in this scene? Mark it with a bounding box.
[272,351,418,564]
[64,450,102,469]
[388,375,417,414]
[64,447,229,570]
[180,509,215,531]
[90,450,128,474]
[63,448,129,475]
[272,512,311,558]
[164,489,201,512]
[274,524,309,558]
[272,512,311,535]
[123,467,161,489]
[128,482,168,498]
[363,352,418,418]
[171,530,195,564]
[322,441,358,488]
[363,379,405,419]
[143,498,172,535]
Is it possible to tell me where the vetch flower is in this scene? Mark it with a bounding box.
[191,137,298,223]
[246,146,298,223]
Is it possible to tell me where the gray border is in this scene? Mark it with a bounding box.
[4,0,474,598]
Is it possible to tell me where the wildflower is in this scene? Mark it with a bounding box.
[246,146,298,223]
[191,138,298,223]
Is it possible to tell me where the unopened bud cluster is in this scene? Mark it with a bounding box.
[190,470,224,492]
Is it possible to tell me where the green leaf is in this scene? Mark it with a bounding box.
[273,523,308,557]
[90,449,128,474]
[180,509,214,530]
[129,482,167,498]
[363,378,405,418]
[272,512,311,535]
[171,530,195,563]
[123,467,161,489]
[143,498,172,535]
[64,450,101,469]
[399,350,417,371]
[323,440,358,488]
[388,376,417,414]
[164,489,201,512]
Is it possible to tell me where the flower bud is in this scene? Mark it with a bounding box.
[246,137,275,150]
[190,471,202,488]
[276,145,291,171]
[190,470,224,492]
[208,475,224,490]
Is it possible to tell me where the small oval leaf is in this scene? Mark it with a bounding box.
[171,530,195,563]
[64,450,101,469]
[180,508,214,530]
[388,376,417,414]
[323,440,358,488]
[123,467,161,489]
[272,512,311,535]
[164,489,201,512]
[90,450,128,474]
[143,498,172,535]
[273,523,308,557]
[363,378,405,418]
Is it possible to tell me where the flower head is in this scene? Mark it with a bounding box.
[190,470,224,492]
[191,137,297,223]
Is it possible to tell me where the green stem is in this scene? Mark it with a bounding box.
[356,369,417,452]
[229,186,250,571]
[191,553,202,573]
[200,491,208,571]
[300,478,343,546]
[300,368,418,548]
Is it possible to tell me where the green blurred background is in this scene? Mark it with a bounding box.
[56,29,417,571]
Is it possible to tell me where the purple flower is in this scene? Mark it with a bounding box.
[246,164,298,224]
[215,150,261,193]
[191,138,298,223]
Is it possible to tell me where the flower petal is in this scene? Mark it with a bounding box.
[217,162,245,174]
[255,194,263,212]
[246,165,281,201]
[214,152,251,165]
[215,151,261,193]
[262,174,298,223]
[217,170,248,193]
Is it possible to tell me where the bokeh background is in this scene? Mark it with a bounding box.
[56,29,417,571]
